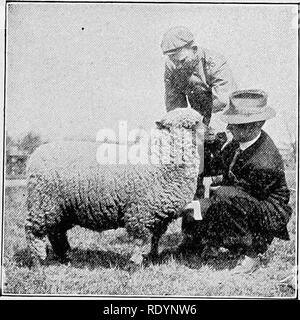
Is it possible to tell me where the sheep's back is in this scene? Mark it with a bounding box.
[27,143,123,226]
[26,142,164,229]
[27,141,197,232]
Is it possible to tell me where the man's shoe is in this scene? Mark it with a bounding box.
[174,241,195,254]
[201,245,220,259]
[232,255,261,274]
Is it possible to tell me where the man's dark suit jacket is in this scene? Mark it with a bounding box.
[215,130,292,241]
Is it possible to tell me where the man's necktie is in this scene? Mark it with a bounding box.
[228,147,242,182]
[229,147,242,171]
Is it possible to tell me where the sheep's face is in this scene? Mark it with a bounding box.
[155,108,204,168]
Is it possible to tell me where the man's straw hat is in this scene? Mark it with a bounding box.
[220,89,276,124]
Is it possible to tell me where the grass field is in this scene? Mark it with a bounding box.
[2,171,297,297]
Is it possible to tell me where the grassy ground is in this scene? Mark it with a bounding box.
[2,171,297,297]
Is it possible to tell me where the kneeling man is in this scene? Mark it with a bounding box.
[182,89,292,273]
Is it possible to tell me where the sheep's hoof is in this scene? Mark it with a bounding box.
[55,251,71,265]
[60,258,71,266]
[126,261,141,274]
[129,252,144,265]
[142,252,159,264]
[127,252,144,273]
[30,256,43,269]
[59,255,71,265]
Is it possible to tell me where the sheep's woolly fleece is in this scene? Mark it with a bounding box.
[25,108,203,259]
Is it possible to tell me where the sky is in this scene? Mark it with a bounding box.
[5,3,298,147]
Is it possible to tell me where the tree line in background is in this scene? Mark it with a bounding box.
[6,131,44,178]
[6,131,44,155]
[5,128,296,179]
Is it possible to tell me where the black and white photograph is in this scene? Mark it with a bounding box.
[0,0,298,298]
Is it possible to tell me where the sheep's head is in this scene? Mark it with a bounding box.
[155,108,203,131]
[154,108,204,173]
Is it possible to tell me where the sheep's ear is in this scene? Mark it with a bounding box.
[181,120,196,130]
[189,120,202,130]
[155,121,164,129]
[156,119,172,131]
[192,120,200,129]
[181,120,200,130]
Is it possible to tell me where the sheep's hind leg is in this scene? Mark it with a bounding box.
[25,222,48,268]
[48,228,71,264]
[145,233,160,261]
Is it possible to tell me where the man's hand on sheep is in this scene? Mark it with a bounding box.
[183,201,202,220]
[182,198,212,221]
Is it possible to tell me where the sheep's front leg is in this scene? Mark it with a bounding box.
[129,238,145,265]
[147,233,160,261]
[129,234,160,265]
[125,204,162,265]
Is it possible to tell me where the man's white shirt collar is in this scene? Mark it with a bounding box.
[239,131,261,151]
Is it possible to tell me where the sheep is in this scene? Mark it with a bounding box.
[25,108,204,266]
